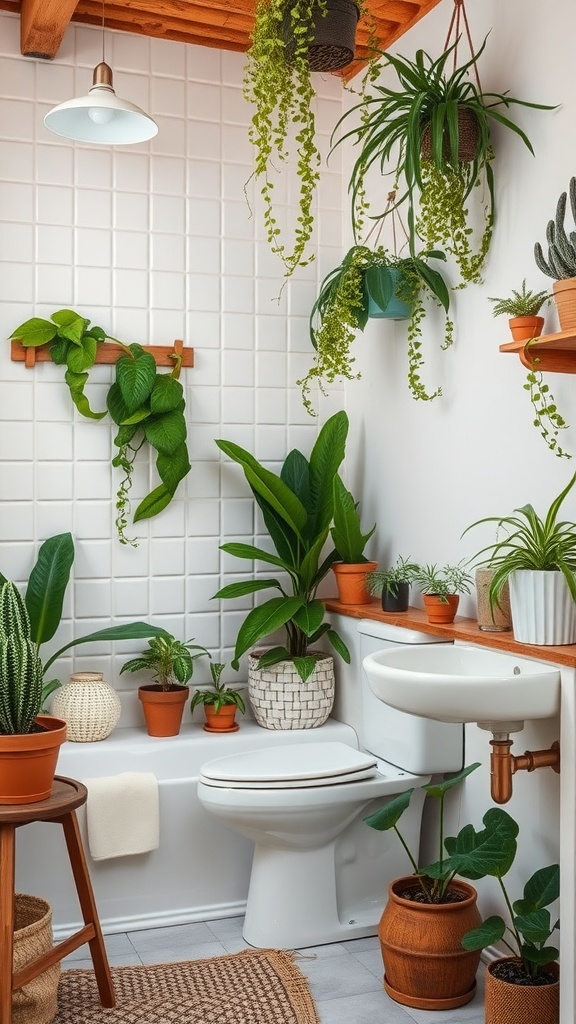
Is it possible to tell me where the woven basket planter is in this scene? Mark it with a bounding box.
[51,672,121,742]
[421,107,480,163]
[12,894,60,1024]
[248,654,335,730]
[485,957,559,1024]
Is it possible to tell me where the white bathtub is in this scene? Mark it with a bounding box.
[15,719,357,938]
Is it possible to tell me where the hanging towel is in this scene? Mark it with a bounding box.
[82,772,160,861]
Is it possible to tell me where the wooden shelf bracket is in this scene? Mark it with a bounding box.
[500,330,576,375]
[11,338,194,372]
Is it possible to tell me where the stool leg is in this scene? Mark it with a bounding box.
[0,823,15,1024]
[60,811,115,1008]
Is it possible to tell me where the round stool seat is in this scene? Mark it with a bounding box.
[199,741,378,789]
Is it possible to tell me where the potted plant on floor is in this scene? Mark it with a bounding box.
[489,279,551,342]
[413,562,474,624]
[463,471,576,644]
[190,663,246,733]
[364,762,483,1010]
[120,633,211,737]
[534,176,576,331]
[335,38,554,285]
[456,807,559,1024]
[366,556,420,612]
[330,475,377,605]
[213,410,351,730]
[0,532,167,803]
[298,244,453,415]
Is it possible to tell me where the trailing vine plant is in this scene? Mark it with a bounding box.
[9,309,191,544]
[523,354,571,460]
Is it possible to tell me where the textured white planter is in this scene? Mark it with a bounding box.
[248,654,335,730]
[510,570,576,645]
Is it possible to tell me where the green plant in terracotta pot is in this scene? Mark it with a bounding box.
[413,561,474,624]
[366,556,420,612]
[330,474,376,605]
[121,633,211,737]
[298,243,453,415]
[489,279,551,341]
[190,662,246,732]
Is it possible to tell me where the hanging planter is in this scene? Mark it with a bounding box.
[365,265,411,319]
[284,0,360,72]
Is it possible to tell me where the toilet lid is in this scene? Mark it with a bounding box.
[199,742,378,789]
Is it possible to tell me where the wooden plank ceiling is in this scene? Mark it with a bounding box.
[0,0,443,78]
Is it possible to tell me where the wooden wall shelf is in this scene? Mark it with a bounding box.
[11,338,194,370]
[500,330,576,374]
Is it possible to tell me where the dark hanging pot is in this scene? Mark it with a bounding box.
[283,0,360,73]
[365,266,411,320]
[382,581,410,613]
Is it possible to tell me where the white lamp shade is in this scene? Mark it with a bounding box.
[43,63,158,145]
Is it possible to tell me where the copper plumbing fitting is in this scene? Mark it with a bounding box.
[490,739,560,805]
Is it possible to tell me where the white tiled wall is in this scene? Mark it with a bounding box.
[0,12,347,699]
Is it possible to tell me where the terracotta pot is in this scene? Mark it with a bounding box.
[509,315,545,342]
[382,581,410,613]
[485,957,559,1024]
[379,876,482,1010]
[0,716,67,805]
[553,277,576,330]
[203,704,239,733]
[332,561,378,605]
[422,594,460,624]
[138,684,188,737]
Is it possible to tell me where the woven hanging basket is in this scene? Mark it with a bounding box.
[420,107,481,163]
[12,894,60,1024]
[485,958,559,1024]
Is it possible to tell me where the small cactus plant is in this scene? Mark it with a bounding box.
[534,177,576,280]
[0,582,43,734]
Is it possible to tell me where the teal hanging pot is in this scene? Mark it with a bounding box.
[365,266,411,320]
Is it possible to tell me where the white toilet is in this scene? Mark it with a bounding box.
[197,620,464,949]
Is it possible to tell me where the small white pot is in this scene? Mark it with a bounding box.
[510,569,576,645]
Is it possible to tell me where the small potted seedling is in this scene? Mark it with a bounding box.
[190,663,246,733]
[413,562,474,624]
[366,556,420,612]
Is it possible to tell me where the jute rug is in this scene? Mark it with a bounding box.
[52,949,320,1024]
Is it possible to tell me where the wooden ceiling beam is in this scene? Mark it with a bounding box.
[20,0,78,58]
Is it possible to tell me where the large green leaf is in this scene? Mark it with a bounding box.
[133,484,173,522]
[10,317,57,346]
[461,915,506,951]
[144,410,187,455]
[330,475,375,563]
[441,806,518,880]
[64,370,107,420]
[253,491,300,569]
[150,375,184,414]
[292,599,325,637]
[25,533,75,649]
[51,309,91,343]
[66,336,99,372]
[514,865,560,915]
[157,443,191,494]
[220,542,292,573]
[281,450,311,510]
[116,350,157,414]
[213,579,282,599]
[43,622,168,674]
[216,439,307,536]
[307,411,348,539]
[232,597,304,664]
[364,788,414,831]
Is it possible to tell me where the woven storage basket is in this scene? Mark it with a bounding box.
[248,653,335,730]
[51,672,121,742]
[12,894,60,1024]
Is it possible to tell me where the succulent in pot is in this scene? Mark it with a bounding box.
[121,633,211,737]
[413,561,474,623]
[190,662,246,732]
[366,556,420,612]
[489,279,550,341]
[534,176,576,331]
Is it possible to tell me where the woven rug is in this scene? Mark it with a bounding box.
[52,949,320,1024]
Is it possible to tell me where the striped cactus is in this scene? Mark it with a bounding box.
[534,177,576,280]
[0,582,43,734]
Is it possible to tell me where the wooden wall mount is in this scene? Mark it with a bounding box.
[11,338,194,370]
[500,331,576,375]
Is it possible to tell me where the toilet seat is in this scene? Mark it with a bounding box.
[199,741,378,789]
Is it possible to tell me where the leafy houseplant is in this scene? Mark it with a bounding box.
[330,474,377,604]
[366,556,420,612]
[298,244,453,415]
[9,309,191,545]
[121,632,211,737]
[463,471,576,644]
[489,280,550,320]
[213,410,350,684]
[414,562,474,624]
[190,662,246,731]
[335,39,553,285]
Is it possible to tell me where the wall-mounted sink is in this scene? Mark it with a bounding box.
[363,643,561,733]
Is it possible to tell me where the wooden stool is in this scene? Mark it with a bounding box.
[0,775,115,1022]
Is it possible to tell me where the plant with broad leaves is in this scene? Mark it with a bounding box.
[9,309,191,544]
[120,633,210,692]
[330,475,376,563]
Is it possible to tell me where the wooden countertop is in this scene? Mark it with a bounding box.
[324,598,576,669]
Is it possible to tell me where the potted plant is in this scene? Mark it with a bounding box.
[298,244,453,415]
[364,762,483,1009]
[455,807,559,1024]
[9,309,191,546]
[213,409,351,730]
[366,556,420,612]
[244,0,364,279]
[0,532,166,803]
[413,562,474,624]
[120,633,211,737]
[190,662,246,733]
[330,475,377,604]
[335,38,554,285]
[463,471,576,644]
[489,279,551,342]
[534,176,576,331]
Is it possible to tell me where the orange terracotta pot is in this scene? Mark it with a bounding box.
[423,594,460,624]
[204,705,239,733]
[485,957,559,1024]
[553,277,576,330]
[332,561,378,605]
[138,684,188,737]
[509,315,544,342]
[379,876,482,1010]
[0,715,67,805]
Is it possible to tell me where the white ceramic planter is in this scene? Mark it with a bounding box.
[248,654,335,729]
[510,569,576,645]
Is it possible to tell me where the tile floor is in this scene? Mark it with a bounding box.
[63,916,486,1023]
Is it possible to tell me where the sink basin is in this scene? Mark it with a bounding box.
[363,643,561,732]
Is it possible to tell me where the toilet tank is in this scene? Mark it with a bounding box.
[359,620,464,775]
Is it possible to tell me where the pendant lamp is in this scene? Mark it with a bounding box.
[43,8,157,145]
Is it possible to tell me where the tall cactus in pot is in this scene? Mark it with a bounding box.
[534,177,576,331]
[0,583,43,735]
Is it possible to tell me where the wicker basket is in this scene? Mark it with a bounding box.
[248,653,335,729]
[12,894,60,1024]
[421,107,480,163]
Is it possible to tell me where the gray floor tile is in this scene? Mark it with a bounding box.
[126,920,216,953]
[296,952,383,1001]
[314,989,416,1024]
[205,916,245,941]
[136,940,227,964]
[348,947,384,979]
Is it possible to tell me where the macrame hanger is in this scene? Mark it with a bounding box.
[364,189,410,254]
[443,0,482,92]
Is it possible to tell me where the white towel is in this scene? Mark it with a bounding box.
[82,772,160,861]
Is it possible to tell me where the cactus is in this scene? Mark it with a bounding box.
[534,177,576,280]
[0,582,43,734]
